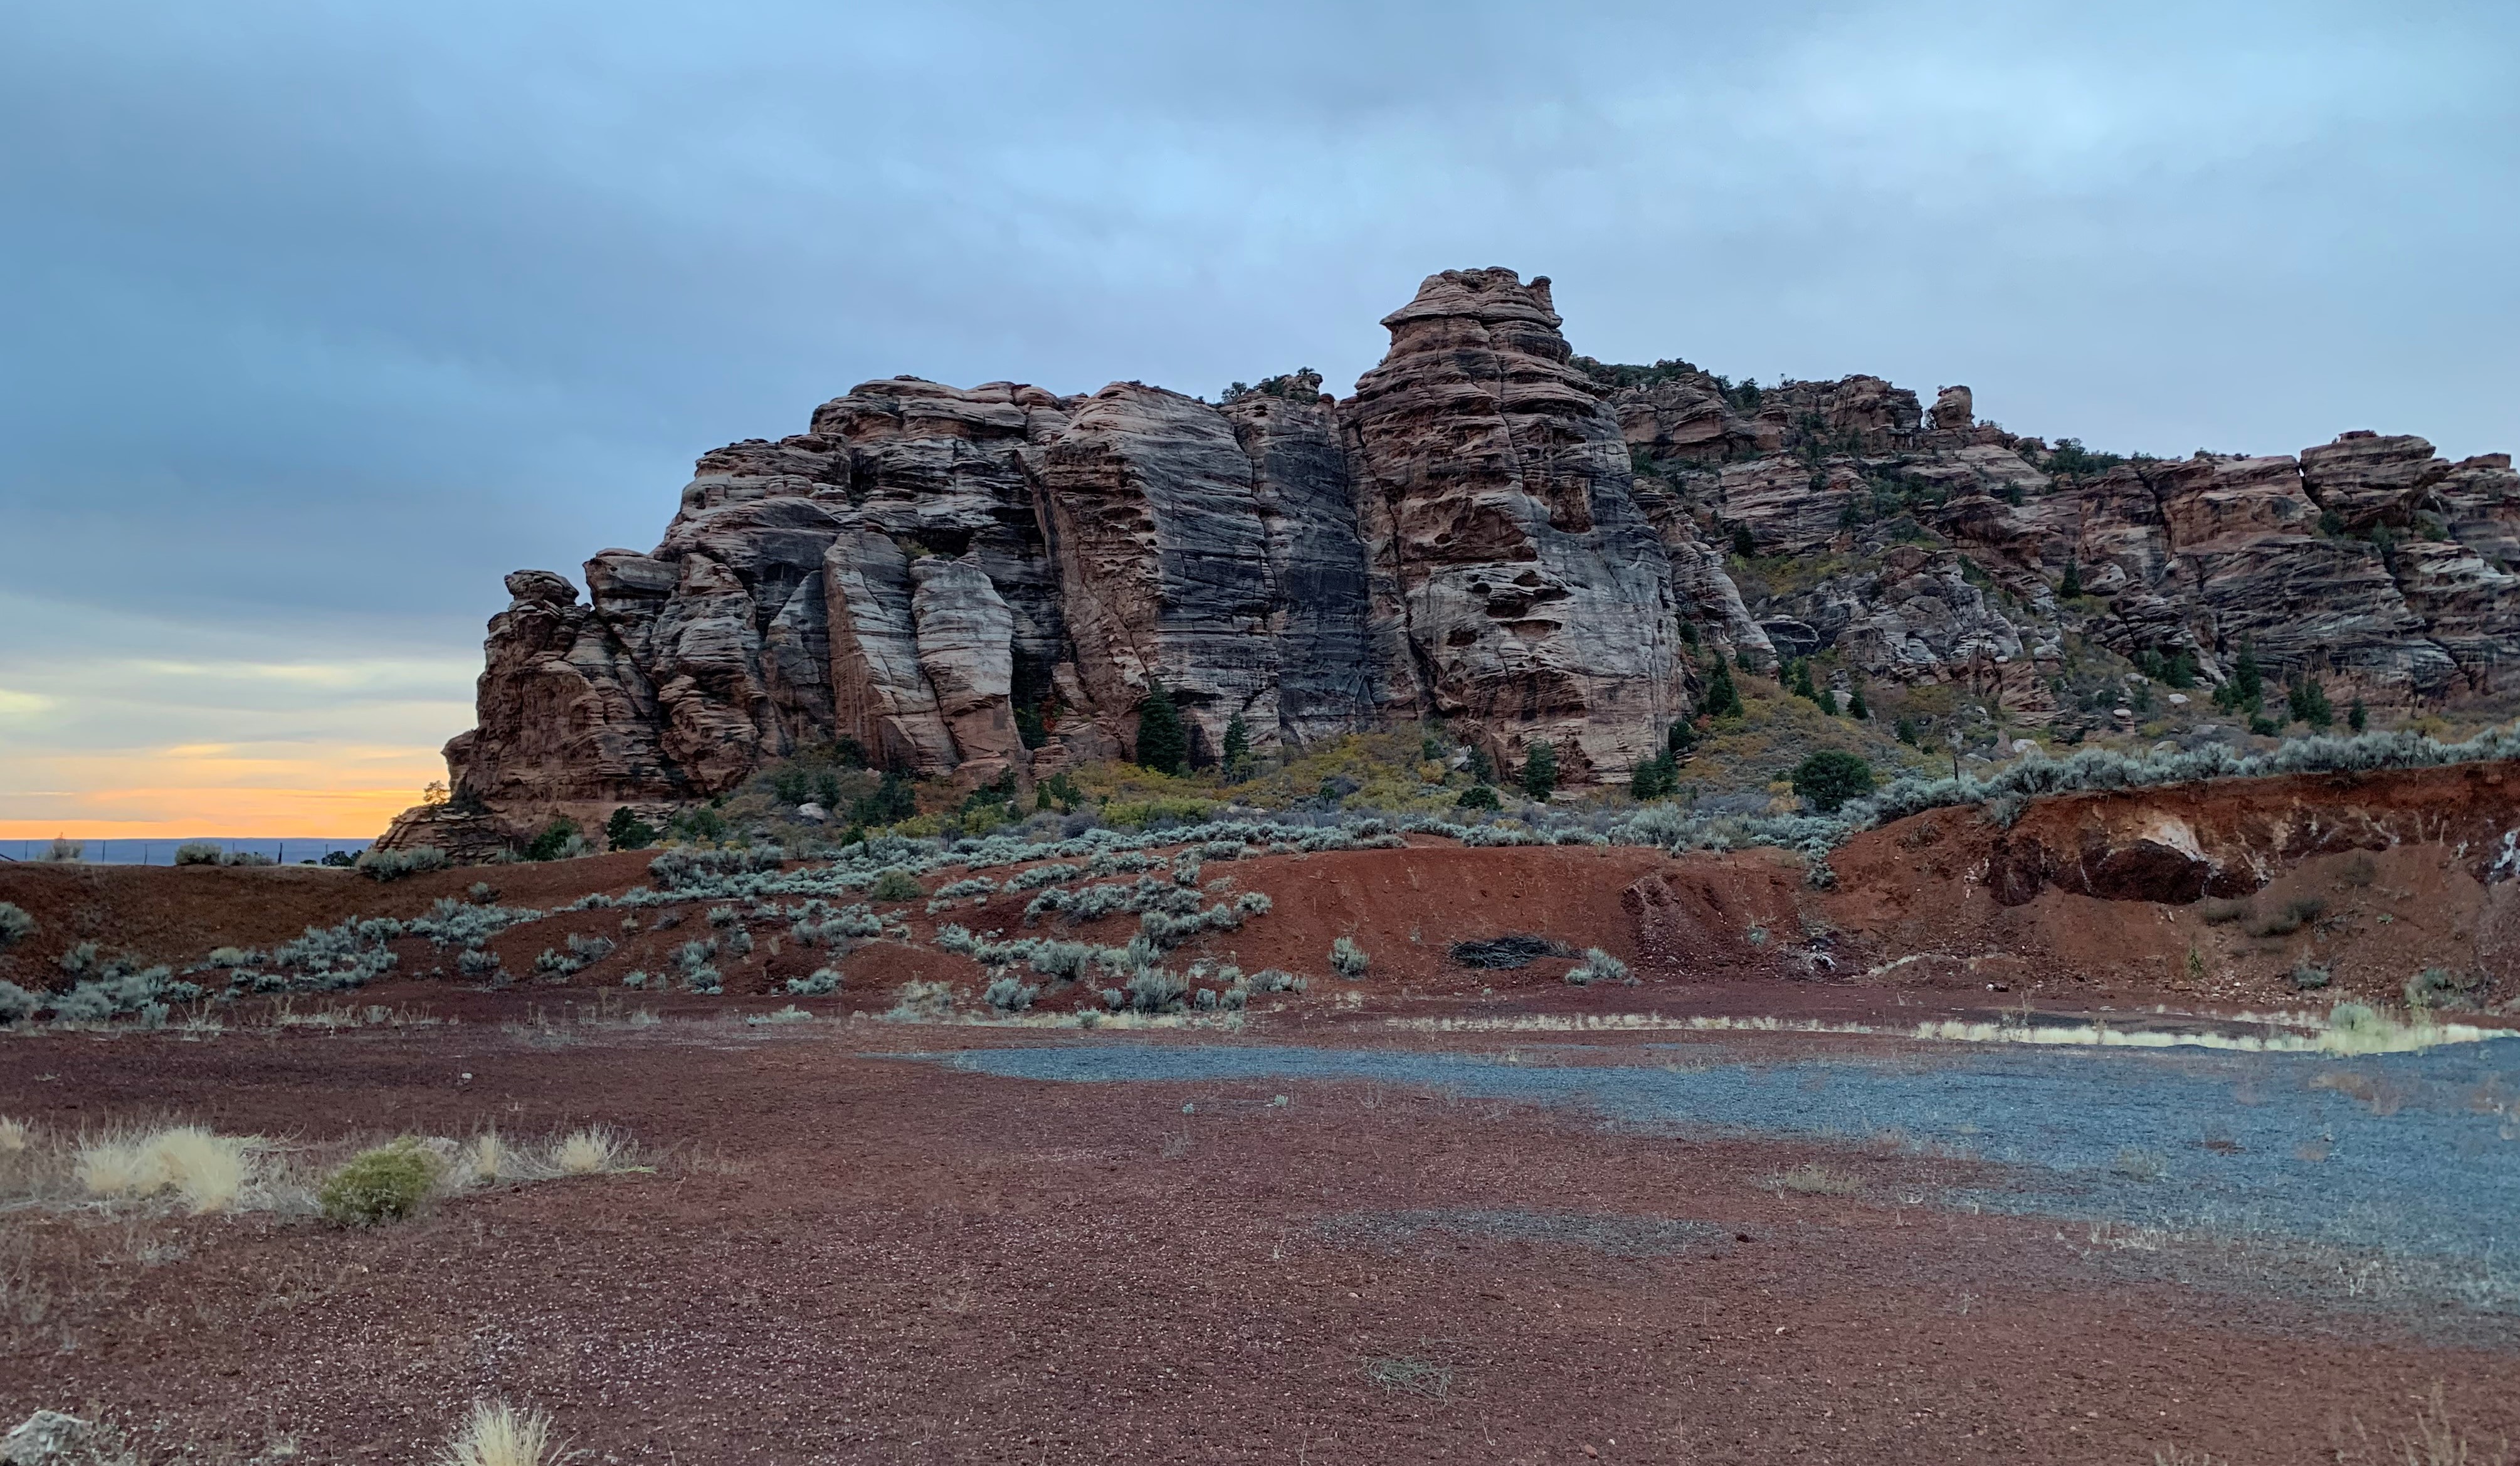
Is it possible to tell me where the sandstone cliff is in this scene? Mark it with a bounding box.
[383,268,2520,853]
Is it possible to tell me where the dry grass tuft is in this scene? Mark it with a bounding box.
[551,1127,626,1176]
[466,1131,518,1184]
[2334,1383,2511,1466]
[1769,1164,1863,1196]
[75,1126,252,1213]
[439,1400,569,1466]
[0,1115,28,1154]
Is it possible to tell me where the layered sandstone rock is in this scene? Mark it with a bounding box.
[387,266,2520,852]
[1346,268,1688,776]
[2301,431,2449,532]
[2439,454,2520,568]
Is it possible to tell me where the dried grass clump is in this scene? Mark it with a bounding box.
[1769,1164,1862,1196]
[75,1126,252,1213]
[0,1115,28,1154]
[439,1401,569,1466]
[466,1131,519,1184]
[551,1126,627,1176]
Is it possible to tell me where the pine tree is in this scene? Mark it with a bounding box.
[1731,524,1756,559]
[605,806,656,852]
[2232,643,2264,712]
[1134,680,1188,776]
[1522,741,1558,799]
[1221,714,1253,781]
[2059,557,2082,598]
[2349,697,2368,732]
[1847,682,1870,720]
[1701,653,1743,719]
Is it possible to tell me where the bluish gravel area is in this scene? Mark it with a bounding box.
[913,1040,2520,1312]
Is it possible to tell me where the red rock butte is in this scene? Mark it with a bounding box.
[382,266,2520,852]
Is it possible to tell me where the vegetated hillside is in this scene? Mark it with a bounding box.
[11,759,2516,1025]
[379,263,2520,860]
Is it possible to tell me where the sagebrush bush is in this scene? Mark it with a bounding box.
[319,1139,441,1225]
[1330,936,1370,979]
[1564,947,1634,986]
[0,981,36,1025]
[357,846,450,882]
[981,976,1038,1011]
[1852,724,2520,830]
[888,979,954,1019]
[1126,968,1188,1013]
[785,967,841,996]
[173,841,224,866]
[0,902,37,951]
[868,868,924,902]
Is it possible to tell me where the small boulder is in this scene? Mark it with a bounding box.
[3,1411,92,1465]
[794,802,828,824]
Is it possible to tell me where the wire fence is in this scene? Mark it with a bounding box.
[0,838,373,866]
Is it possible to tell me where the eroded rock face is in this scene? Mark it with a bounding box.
[1032,382,1284,763]
[2301,431,2449,532]
[395,266,2520,851]
[1346,268,1688,774]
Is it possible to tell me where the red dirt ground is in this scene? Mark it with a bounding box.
[4,1021,2513,1464]
[4,767,2517,1460]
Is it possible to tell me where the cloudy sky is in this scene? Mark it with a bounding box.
[3,0,2514,835]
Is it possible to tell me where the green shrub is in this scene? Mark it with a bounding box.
[848,773,919,828]
[522,818,583,862]
[2405,966,2477,1009]
[1455,784,1500,811]
[2290,961,2332,991]
[1100,796,1216,829]
[867,868,924,902]
[174,841,224,866]
[1791,751,1875,813]
[1630,749,1679,800]
[319,1140,442,1226]
[1330,936,1370,980]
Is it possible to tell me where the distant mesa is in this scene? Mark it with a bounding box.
[378,266,2520,854]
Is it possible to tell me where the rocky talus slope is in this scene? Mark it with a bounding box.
[385,268,2520,851]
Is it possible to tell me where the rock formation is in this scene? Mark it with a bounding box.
[382,267,2520,852]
